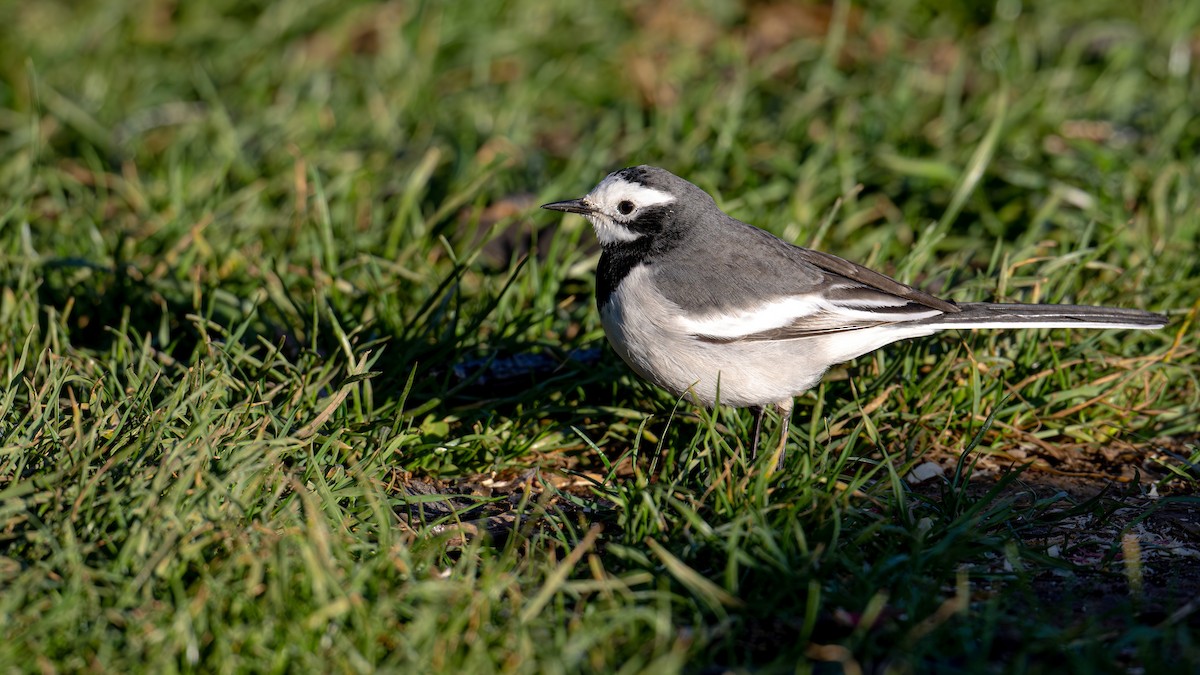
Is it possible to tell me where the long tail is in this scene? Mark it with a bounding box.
[916,303,1167,331]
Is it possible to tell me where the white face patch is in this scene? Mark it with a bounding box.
[588,175,676,211]
[579,174,676,246]
[583,212,644,245]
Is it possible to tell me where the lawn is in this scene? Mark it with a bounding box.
[1,0,1199,672]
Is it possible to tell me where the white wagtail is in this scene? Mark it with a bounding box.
[543,166,1167,468]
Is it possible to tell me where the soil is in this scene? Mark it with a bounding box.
[393,434,1200,632]
[906,434,1200,632]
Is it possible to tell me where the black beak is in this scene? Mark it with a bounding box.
[541,198,592,215]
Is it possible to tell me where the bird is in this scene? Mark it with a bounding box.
[542,166,1167,470]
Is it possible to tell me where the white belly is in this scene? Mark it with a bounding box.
[599,267,832,408]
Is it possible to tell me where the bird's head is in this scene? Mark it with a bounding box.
[542,166,714,248]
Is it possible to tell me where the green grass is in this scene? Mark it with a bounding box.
[2,0,1199,672]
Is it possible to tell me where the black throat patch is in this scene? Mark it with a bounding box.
[593,204,684,311]
[596,239,652,311]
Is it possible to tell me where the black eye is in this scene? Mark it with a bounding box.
[617,200,635,215]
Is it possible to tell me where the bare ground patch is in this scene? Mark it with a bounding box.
[394,434,1200,635]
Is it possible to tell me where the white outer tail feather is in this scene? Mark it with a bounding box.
[920,318,1163,331]
[914,302,1167,332]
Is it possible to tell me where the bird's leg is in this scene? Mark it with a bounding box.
[766,398,793,474]
[749,406,766,461]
